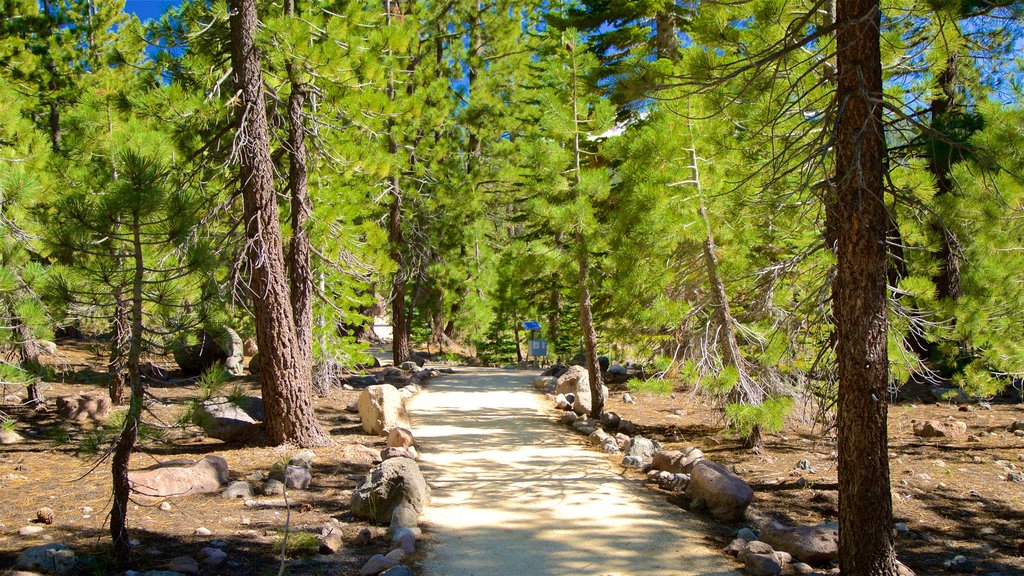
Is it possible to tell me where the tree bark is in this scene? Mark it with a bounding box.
[10,306,45,405]
[228,0,328,447]
[110,209,146,567]
[929,57,962,302]
[831,0,899,572]
[108,292,129,405]
[654,8,679,61]
[284,0,313,370]
[385,0,411,366]
[577,240,606,418]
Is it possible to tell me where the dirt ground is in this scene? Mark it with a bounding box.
[2,339,1022,575]
[0,339,421,575]
[596,378,1024,575]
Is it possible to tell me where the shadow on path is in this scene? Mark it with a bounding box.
[408,368,741,576]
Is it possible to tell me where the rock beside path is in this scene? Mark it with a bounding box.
[197,397,262,442]
[128,456,229,498]
[758,520,838,565]
[686,459,753,522]
[350,457,430,524]
[56,392,111,421]
[358,385,410,436]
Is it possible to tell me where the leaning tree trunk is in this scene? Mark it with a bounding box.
[284,0,313,371]
[228,0,328,447]
[831,0,899,572]
[577,241,606,419]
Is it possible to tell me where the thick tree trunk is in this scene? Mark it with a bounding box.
[547,285,561,362]
[229,0,328,447]
[654,9,679,61]
[831,0,899,572]
[108,293,129,405]
[389,178,411,365]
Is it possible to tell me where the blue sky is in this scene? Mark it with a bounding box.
[124,0,178,22]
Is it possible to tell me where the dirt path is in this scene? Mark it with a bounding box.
[406,368,741,576]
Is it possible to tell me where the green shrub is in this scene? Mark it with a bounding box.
[953,363,1004,399]
[626,377,673,395]
[197,364,230,400]
[725,395,794,437]
[275,530,320,557]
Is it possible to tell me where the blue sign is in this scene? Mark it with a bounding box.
[529,340,548,357]
[522,321,542,331]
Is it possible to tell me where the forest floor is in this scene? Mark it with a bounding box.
[601,378,1024,575]
[0,339,1022,575]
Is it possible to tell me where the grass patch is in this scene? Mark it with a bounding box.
[275,530,320,557]
[626,377,673,395]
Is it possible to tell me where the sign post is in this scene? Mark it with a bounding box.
[522,321,546,365]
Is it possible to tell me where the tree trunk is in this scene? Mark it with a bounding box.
[110,209,146,567]
[654,9,679,61]
[108,293,130,405]
[389,176,411,365]
[228,0,328,447]
[10,307,45,405]
[577,240,606,419]
[929,57,962,302]
[284,53,313,370]
[831,0,899,572]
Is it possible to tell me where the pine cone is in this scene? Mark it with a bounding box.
[36,507,54,525]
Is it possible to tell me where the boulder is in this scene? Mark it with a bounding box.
[128,456,229,498]
[743,553,782,576]
[555,365,588,395]
[589,429,611,446]
[554,394,571,410]
[600,411,621,429]
[387,427,416,449]
[572,377,608,415]
[625,436,659,463]
[319,525,344,555]
[248,353,260,375]
[598,356,610,373]
[930,386,972,404]
[360,554,398,575]
[37,340,58,355]
[685,460,754,522]
[358,384,410,436]
[197,397,260,442]
[541,364,567,378]
[913,420,967,439]
[350,457,430,524]
[399,361,418,372]
[15,543,76,575]
[608,364,628,376]
[758,521,839,565]
[168,556,199,575]
[173,327,244,376]
[532,376,556,392]
[1009,420,1024,433]
[222,481,254,499]
[651,447,704,474]
[55,392,111,422]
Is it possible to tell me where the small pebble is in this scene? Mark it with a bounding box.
[158,501,172,511]
[194,527,212,536]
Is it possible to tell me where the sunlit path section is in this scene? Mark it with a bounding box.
[407,368,740,576]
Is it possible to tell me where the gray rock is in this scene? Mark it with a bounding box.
[262,479,285,496]
[609,364,627,376]
[360,554,398,575]
[198,547,226,566]
[269,464,312,490]
[351,458,430,525]
[737,528,759,542]
[381,446,419,461]
[931,387,972,404]
[289,450,316,469]
[744,553,783,576]
[16,543,77,574]
[759,520,839,565]
[723,538,747,557]
[602,440,620,453]
[623,393,635,404]
[600,411,621,429]
[128,456,229,498]
[19,525,45,536]
[197,398,260,442]
[559,411,578,426]
[621,455,643,468]
[554,394,571,410]
[222,481,254,499]
[167,556,199,575]
[791,562,815,574]
[533,376,556,391]
[572,421,596,436]
[399,361,418,371]
[358,385,410,436]
[625,436,658,463]
[589,429,611,446]
[392,527,416,554]
[572,377,608,415]
[617,419,636,435]
[319,525,344,554]
[390,501,419,530]
[1009,420,1024,432]
[944,555,974,573]
[651,448,703,474]
[685,460,753,522]
[381,567,415,576]
[173,327,243,376]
